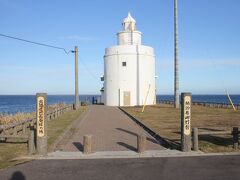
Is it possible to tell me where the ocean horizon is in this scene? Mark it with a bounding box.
[0,94,239,114]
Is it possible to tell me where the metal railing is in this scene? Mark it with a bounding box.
[157,100,240,110]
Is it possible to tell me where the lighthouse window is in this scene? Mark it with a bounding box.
[122,62,127,66]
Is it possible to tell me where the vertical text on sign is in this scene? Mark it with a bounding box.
[183,95,191,135]
[37,96,45,137]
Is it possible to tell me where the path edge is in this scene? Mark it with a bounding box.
[49,106,89,152]
[118,107,178,149]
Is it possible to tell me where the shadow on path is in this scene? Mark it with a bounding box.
[116,128,159,145]
[117,142,137,152]
[73,142,83,152]
[9,171,26,180]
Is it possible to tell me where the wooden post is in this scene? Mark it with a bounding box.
[22,123,26,134]
[83,135,92,154]
[181,93,192,152]
[137,134,146,153]
[193,127,199,151]
[28,122,35,155]
[36,93,48,156]
[232,127,239,149]
[13,126,17,136]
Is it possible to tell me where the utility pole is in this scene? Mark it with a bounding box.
[74,46,80,109]
[174,0,180,108]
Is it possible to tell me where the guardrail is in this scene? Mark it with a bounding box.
[0,104,74,154]
[192,127,239,151]
[157,100,240,110]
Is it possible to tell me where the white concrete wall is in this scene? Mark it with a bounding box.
[104,54,119,106]
[138,53,156,105]
[104,45,156,106]
[117,31,142,45]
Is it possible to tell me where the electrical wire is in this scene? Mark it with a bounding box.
[0,33,72,54]
[78,55,102,85]
[0,33,102,86]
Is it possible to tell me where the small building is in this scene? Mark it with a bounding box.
[101,13,156,106]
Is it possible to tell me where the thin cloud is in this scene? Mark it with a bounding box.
[157,58,240,70]
[59,35,99,42]
[0,65,73,74]
[185,59,240,66]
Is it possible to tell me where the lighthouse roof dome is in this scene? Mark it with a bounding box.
[123,12,136,23]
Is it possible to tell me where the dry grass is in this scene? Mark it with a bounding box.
[0,103,68,125]
[0,107,86,169]
[122,104,240,152]
[0,112,34,125]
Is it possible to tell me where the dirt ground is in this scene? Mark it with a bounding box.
[122,104,240,152]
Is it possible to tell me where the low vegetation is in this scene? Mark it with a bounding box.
[0,106,86,169]
[0,103,67,125]
[122,104,240,153]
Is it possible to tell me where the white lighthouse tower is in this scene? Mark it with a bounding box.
[102,12,156,106]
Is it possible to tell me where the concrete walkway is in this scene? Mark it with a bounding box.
[56,105,165,152]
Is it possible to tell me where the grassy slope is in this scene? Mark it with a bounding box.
[123,104,240,152]
[0,107,86,169]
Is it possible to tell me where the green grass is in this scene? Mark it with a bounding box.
[47,106,86,150]
[0,143,28,169]
[123,104,240,152]
[0,107,86,169]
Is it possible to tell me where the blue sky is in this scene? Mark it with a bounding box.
[0,0,239,95]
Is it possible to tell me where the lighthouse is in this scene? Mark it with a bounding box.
[102,13,156,106]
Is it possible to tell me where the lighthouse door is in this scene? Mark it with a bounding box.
[123,91,131,106]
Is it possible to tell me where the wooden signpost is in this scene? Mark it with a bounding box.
[181,92,192,152]
[36,93,47,155]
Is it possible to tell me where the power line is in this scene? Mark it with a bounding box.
[0,33,72,54]
[0,33,103,85]
[78,55,102,84]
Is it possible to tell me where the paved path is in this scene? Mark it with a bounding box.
[56,105,165,152]
[1,155,240,180]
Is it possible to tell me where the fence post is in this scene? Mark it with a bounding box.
[181,92,192,152]
[36,93,48,156]
[28,122,35,155]
[193,127,199,151]
[232,127,239,149]
[83,135,92,154]
[13,126,17,136]
[22,123,26,134]
[137,134,146,153]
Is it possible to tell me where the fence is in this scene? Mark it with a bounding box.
[0,104,74,154]
[191,127,239,151]
[157,100,240,110]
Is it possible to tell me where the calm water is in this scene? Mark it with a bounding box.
[0,95,100,114]
[0,95,239,114]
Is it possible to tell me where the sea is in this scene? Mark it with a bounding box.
[0,95,239,115]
